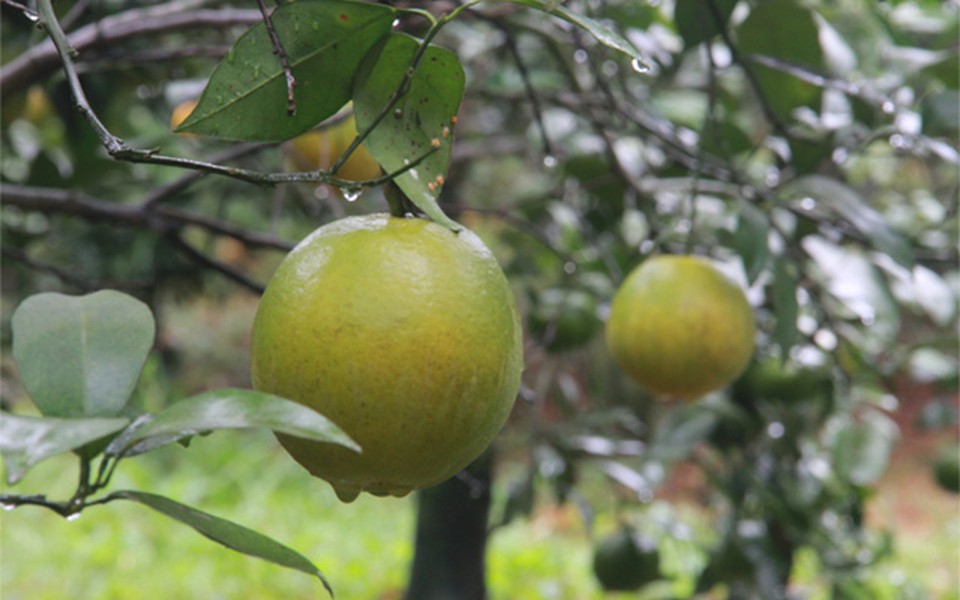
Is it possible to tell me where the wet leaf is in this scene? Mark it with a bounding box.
[503,0,650,71]
[105,388,358,458]
[113,491,334,595]
[353,34,464,230]
[0,412,130,484]
[11,291,155,418]
[180,0,395,141]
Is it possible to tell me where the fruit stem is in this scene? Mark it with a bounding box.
[385,182,417,218]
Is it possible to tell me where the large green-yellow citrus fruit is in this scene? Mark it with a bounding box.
[605,255,755,400]
[288,113,381,182]
[250,214,523,502]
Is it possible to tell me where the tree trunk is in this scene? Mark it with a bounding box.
[404,450,493,600]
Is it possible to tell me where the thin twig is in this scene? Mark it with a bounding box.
[1,183,295,251]
[496,20,553,158]
[2,0,32,15]
[165,233,266,293]
[705,0,792,140]
[256,0,297,116]
[140,142,275,208]
[2,4,261,93]
[1,245,154,291]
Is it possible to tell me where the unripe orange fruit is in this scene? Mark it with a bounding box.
[169,99,198,132]
[605,255,755,400]
[250,215,523,502]
[288,114,381,182]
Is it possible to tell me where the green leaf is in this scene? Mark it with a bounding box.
[112,490,334,595]
[180,0,395,141]
[785,175,914,269]
[832,412,899,487]
[651,404,718,462]
[772,257,799,362]
[674,0,738,49]
[737,1,824,121]
[501,0,651,70]
[106,388,359,458]
[0,412,129,484]
[11,291,155,418]
[353,34,464,230]
[734,201,770,284]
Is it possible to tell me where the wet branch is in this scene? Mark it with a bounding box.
[256,0,297,116]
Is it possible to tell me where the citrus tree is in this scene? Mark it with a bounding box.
[2,0,957,598]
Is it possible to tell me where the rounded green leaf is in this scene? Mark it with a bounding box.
[11,291,155,418]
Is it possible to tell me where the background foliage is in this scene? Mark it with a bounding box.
[2,0,958,598]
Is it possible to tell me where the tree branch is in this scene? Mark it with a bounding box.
[0,184,294,251]
[1,245,154,291]
[1,4,261,93]
[256,0,297,116]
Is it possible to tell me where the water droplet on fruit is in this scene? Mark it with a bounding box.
[342,188,362,203]
[563,261,577,274]
[881,100,895,114]
[574,49,588,63]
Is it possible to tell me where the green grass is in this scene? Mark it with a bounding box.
[0,430,606,600]
[2,424,956,599]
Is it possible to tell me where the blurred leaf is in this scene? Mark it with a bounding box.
[922,90,960,136]
[105,388,359,458]
[832,411,899,487]
[651,404,718,461]
[734,201,770,284]
[738,1,824,121]
[674,0,738,49]
[0,412,129,484]
[180,0,395,141]
[789,138,833,175]
[701,120,754,156]
[112,490,334,595]
[504,0,650,71]
[787,175,914,269]
[354,34,464,230]
[11,291,155,418]
[916,399,960,431]
[921,53,959,89]
[494,471,536,529]
[772,257,799,362]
